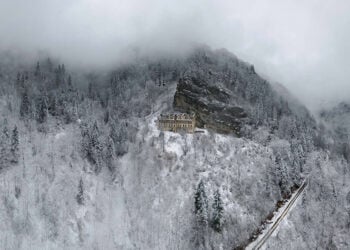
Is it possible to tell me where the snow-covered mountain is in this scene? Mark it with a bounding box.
[0,46,349,249]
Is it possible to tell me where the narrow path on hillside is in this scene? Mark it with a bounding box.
[246,180,308,250]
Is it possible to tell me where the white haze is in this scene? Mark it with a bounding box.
[1,0,350,110]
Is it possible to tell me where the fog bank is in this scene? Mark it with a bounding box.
[1,0,350,110]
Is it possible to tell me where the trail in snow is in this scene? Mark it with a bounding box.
[246,180,308,250]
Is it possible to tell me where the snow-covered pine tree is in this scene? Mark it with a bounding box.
[105,137,116,172]
[61,64,66,75]
[45,57,53,72]
[20,89,31,119]
[110,121,128,157]
[0,125,10,169]
[36,94,48,124]
[275,152,290,198]
[68,75,72,88]
[80,122,91,160]
[2,123,9,139]
[86,121,103,174]
[76,178,84,205]
[10,126,19,164]
[34,61,40,77]
[55,66,61,87]
[193,180,209,247]
[90,121,99,151]
[47,93,57,116]
[194,180,209,224]
[211,189,224,232]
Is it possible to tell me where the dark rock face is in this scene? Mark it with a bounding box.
[174,77,247,135]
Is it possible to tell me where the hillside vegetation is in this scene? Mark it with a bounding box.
[0,46,349,249]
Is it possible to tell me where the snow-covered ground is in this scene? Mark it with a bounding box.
[0,100,285,249]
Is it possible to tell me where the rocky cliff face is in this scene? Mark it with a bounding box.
[173,76,247,135]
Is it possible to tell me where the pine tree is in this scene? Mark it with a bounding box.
[76,178,84,205]
[80,122,91,158]
[48,93,57,116]
[0,125,10,169]
[93,141,103,174]
[55,64,66,86]
[55,68,60,87]
[20,89,31,119]
[36,95,48,124]
[194,180,208,224]
[275,153,290,198]
[81,121,103,173]
[34,61,40,77]
[110,122,128,157]
[10,126,19,164]
[88,82,94,99]
[46,57,53,72]
[211,189,224,232]
[2,125,9,139]
[90,122,103,173]
[105,137,116,172]
[193,180,209,248]
[68,75,73,90]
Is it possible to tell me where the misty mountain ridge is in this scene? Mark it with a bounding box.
[0,45,349,249]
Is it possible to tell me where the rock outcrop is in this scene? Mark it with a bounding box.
[173,77,247,135]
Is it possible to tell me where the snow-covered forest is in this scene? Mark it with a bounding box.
[0,46,349,250]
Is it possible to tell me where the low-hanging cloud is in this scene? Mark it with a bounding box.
[1,0,350,110]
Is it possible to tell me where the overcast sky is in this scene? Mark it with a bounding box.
[1,0,350,110]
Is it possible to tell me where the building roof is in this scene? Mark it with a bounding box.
[158,113,195,121]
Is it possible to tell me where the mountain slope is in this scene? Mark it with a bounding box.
[0,46,348,249]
